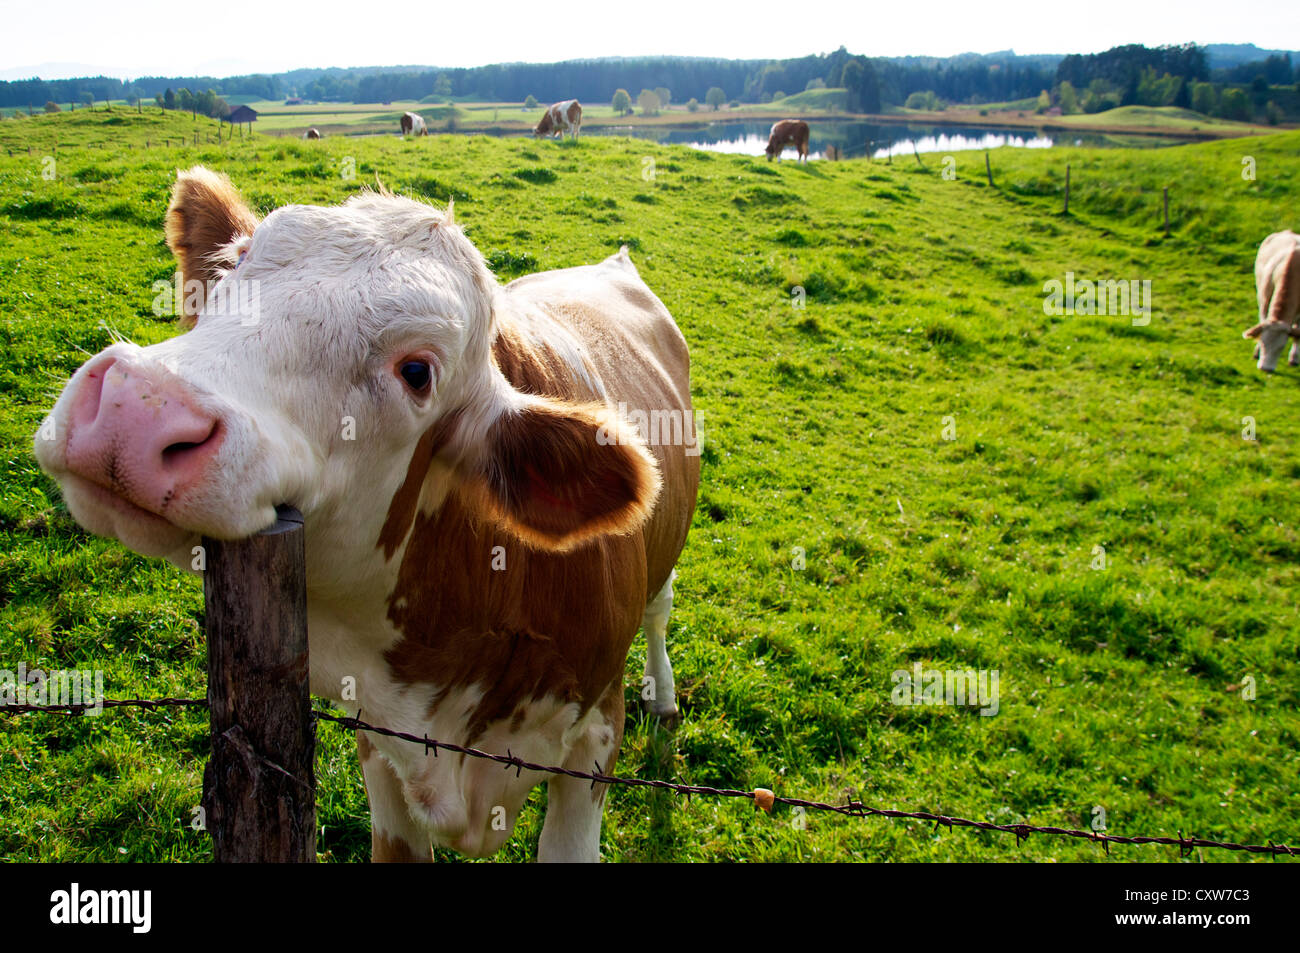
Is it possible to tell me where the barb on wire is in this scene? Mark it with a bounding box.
[5,697,1296,858]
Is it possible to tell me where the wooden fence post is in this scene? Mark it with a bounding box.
[985,150,994,187]
[202,505,315,863]
[1064,164,1070,215]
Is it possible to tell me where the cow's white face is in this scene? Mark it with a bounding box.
[1244,320,1291,372]
[35,167,658,599]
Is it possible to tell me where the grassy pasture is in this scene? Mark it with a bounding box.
[0,111,1298,862]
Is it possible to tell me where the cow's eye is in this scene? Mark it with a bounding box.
[398,360,432,393]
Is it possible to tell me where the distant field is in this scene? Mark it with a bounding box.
[1,111,1298,862]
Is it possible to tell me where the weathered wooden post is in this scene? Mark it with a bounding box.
[202,505,315,863]
[1064,163,1070,215]
[985,150,994,188]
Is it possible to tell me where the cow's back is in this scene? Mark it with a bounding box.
[1258,231,1300,321]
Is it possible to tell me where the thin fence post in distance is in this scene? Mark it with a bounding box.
[985,150,994,187]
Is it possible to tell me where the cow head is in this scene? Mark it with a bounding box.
[1243,319,1294,373]
[34,166,660,599]
[534,112,553,138]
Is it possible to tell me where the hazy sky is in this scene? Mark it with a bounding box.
[2,0,1297,79]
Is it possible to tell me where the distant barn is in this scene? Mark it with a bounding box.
[224,105,258,134]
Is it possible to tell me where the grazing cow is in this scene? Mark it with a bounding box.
[534,100,582,139]
[304,127,322,140]
[765,119,810,163]
[400,111,427,136]
[1244,230,1300,372]
[33,167,700,862]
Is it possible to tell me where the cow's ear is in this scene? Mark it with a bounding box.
[165,166,259,327]
[1244,323,1265,339]
[462,397,661,551]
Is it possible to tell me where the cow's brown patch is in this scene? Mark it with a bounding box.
[384,491,647,741]
[492,322,595,400]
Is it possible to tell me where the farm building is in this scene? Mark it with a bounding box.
[224,104,258,132]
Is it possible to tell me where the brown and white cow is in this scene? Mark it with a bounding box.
[303,127,322,140]
[534,100,582,139]
[33,166,700,862]
[765,119,809,163]
[1244,230,1300,372]
[400,111,427,137]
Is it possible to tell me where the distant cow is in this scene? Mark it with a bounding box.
[34,166,700,862]
[1244,230,1300,372]
[400,111,428,137]
[535,100,582,139]
[304,127,322,140]
[765,119,809,162]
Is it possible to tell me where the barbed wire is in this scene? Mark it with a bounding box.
[5,696,1296,858]
[0,697,208,714]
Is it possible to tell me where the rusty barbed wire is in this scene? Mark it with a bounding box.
[313,709,1298,859]
[0,696,208,715]
[4,696,1296,858]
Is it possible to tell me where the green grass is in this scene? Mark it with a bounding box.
[768,88,850,111]
[1,111,1298,862]
[1057,105,1265,133]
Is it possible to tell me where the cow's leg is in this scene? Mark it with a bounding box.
[357,732,432,862]
[641,570,678,721]
[538,684,624,862]
[1290,339,1299,367]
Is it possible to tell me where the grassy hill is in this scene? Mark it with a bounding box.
[1,111,1298,861]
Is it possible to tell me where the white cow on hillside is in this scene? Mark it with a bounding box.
[1244,230,1300,372]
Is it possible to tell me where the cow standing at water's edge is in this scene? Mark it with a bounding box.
[766,119,809,162]
[33,167,700,861]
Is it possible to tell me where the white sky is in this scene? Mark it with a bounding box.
[1,0,1297,79]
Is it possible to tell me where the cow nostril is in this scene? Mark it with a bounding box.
[161,420,220,466]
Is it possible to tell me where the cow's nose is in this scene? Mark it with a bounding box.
[63,353,223,514]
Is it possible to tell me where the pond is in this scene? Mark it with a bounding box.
[575,120,1181,158]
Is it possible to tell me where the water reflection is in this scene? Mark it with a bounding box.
[581,120,1161,158]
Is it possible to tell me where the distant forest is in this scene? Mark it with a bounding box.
[2,43,1297,123]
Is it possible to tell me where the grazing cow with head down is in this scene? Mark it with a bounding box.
[33,166,700,861]
[765,119,809,163]
[1244,230,1300,372]
[304,127,322,140]
[400,111,427,137]
[535,100,582,139]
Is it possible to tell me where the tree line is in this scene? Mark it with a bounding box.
[1,44,1296,120]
